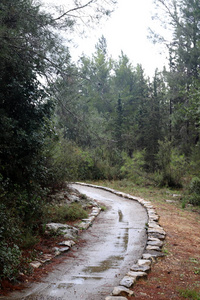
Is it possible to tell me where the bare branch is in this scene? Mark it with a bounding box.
[53,0,94,22]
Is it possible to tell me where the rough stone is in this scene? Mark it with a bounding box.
[148,232,166,240]
[112,286,134,297]
[58,240,75,247]
[120,276,136,288]
[148,236,160,241]
[148,228,166,236]
[69,194,80,203]
[90,211,100,216]
[91,207,101,213]
[146,245,161,251]
[149,215,159,222]
[88,216,96,222]
[45,223,78,240]
[144,250,165,258]
[148,222,162,229]
[130,258,151,272]
[138,259,151,266]
[126,271,147,279]
[78,222,90,230]
[59,247,70,253]
[130,264,150,272]
[142,253,157,262]
[39,254,54,263]
[30,261,42,268]
[147,240,163,247]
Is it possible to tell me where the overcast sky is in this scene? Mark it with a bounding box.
[42,0,168,77]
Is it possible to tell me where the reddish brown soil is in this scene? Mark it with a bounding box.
[0,229,85,296]
[130,201,200,299]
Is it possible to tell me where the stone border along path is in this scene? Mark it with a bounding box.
[75,183,166,300]
[29,182,166,299]
[30,202,102,269]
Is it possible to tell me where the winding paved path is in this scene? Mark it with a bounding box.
[3,184,148,300]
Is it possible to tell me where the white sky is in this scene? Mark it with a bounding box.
[42,0,169,77]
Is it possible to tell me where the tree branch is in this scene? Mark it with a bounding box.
[53,0,94,22]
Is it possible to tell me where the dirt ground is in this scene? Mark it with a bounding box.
[130,199,200,299]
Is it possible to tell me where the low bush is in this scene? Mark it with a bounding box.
[45,203,88,223]
[120,151,154,186]
[156,140,187,188]
[20,230,39,249]
[0,243,21,280]
[187,177,200,206]
[0,204,21,280]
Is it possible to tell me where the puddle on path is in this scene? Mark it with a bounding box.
[82,255,123,274]
[24,295,64,300]
[57,275,102,289]
[118,209,123,222]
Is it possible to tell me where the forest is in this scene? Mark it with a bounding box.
[0,0,200,284]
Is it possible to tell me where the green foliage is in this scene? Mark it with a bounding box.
[0,204,21,280]
[189,177,200,194]
[45,203,88,223]
[20,230,39,250]
[0,204,20,243]
[156,139,186,187]
[120,151,149,185]
[178,288,200,300]
[0,243,21,280]
[100,205,107,211]
[187,177,200,206]
[190,143,200,175]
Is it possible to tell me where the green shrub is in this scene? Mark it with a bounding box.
[0,243,21,280]
[156,139,186,188]
[189,177,200,194]
[0,204,22,280]
[120,151,152,185]
[188,194,200,206]
[187,177,200,206]
[13,189,46,230]
[20,230,39,249]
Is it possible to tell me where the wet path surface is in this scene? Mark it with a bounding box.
[3,184,148,300]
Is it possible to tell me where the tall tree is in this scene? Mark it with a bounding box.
[112,52,137,154]
[152,0,200,153]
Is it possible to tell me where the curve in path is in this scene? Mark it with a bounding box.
[3,184,151,300]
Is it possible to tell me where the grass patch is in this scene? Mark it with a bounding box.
[80,193,87,200]
[87,179,178,203]
[100,205,107,211]
[20,230,39,249]
[178,288,200,300]
[46,203,88,223]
